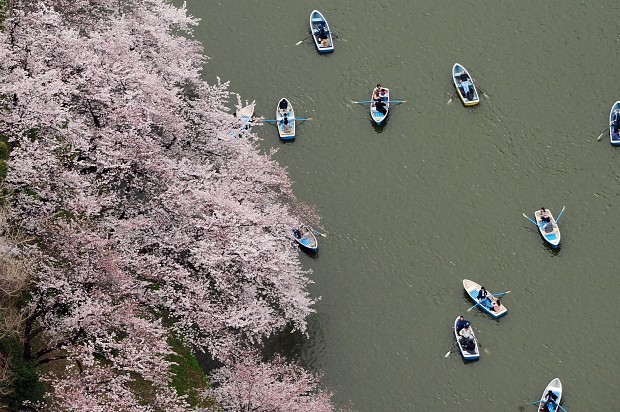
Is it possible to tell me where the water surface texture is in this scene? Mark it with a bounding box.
[186,1,619,410]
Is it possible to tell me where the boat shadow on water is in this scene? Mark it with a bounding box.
[370,116,389,133]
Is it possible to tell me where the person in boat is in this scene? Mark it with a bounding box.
[292,226,302,239]
[476,286,488,301]
[458,325,474,349]
[281,115,292,133]
[279,99,289,113]
[315,24,329,42]
[373,84,384,101]
[374,100,387,115]
[456,316,469,333]
[539,207,551,222]
[491,298,502,312]
[613,109,620,135]
[542,390,558,410]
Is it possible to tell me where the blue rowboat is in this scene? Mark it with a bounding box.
[452,63,479,106]
[310,10,334,53]
[610,101,620,146]
[462,279,508,318]
[453,316,479,361]
[276,98,295,140]
[537,378,562,412]
[370,87,389,126]
[534,208,561,248]
[292,225,318,252]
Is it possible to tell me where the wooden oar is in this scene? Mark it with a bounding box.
[492,290,511,297]
[309,226,327,237]
[596,126,609,141]
[522,213,540,226]
[447,89,457,104]
[444,342,457,357]
[262,118,312,123]
[555,206,566,223]
[351,100,407,105]
[295,35,311,46]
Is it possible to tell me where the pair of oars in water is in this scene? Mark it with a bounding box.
[446,83,491,104]
[522,206,566,228]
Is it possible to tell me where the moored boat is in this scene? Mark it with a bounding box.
[452,63,479,106]
[534,208,561,248]
[462,279,508,318]
[292,225,318,252]
[276,98,295,140]
[310,10,334,53]
[610,101,620,146]
[453,316,479,361]
[370,87,389,125]
[537,378,562,412]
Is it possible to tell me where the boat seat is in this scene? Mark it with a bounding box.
[545,233,557,240]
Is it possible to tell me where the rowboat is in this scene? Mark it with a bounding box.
[292,225,318,252]
[453,316,479,361]
[226,103,256,138]
[462,279,508,318]
[452,63,479,106]
[310,10,334,53]
[534,208,561,248]
[536,378,562,412]
[276,98,295,140]
[610,101,620,146]
[370,87,389,125]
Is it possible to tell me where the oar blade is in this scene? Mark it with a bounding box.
[295,40,303,45]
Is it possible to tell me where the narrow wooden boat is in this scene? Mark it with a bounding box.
[310,10,334,53]
[610,101,620,146]
[370,87,389,125]
[236,103,255,129]
[534,208,561,248]
[462,279,508,318]
[453,316,479,361]
[537,378,562,412]
[276,98,295,140]
[292,225,318,252]
[452,63,479,106]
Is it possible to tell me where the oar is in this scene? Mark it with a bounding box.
[295,34,311,46]
[596,126,609,141]
[555,206,566,223]
[351,100,408,105]
[492,290,511,297]
[309,226,327,238]
[447,89,457,104]
[262,118,312,123]
[522,213,539,226]
[467,300,484,312]
[444,342,457,357]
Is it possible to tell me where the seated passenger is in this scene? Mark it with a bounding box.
[539,207,551,222]
[292,226,302,239]
[456,316,469,333]
[476,286,488,301]
[374,100,387,115]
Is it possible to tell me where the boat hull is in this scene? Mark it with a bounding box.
[453,316,479,361]
[452,63,480,106]
[610,101,620,146]
[292,227,318,252]
[370,87,389,125]
[534,209,561,248]
[537,378,562,412]
[310,10,334,53]
[462,279,508,318]
[276,98,295,140]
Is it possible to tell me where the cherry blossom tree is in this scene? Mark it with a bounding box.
[0,0,335,410]
[207,351,334,412]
